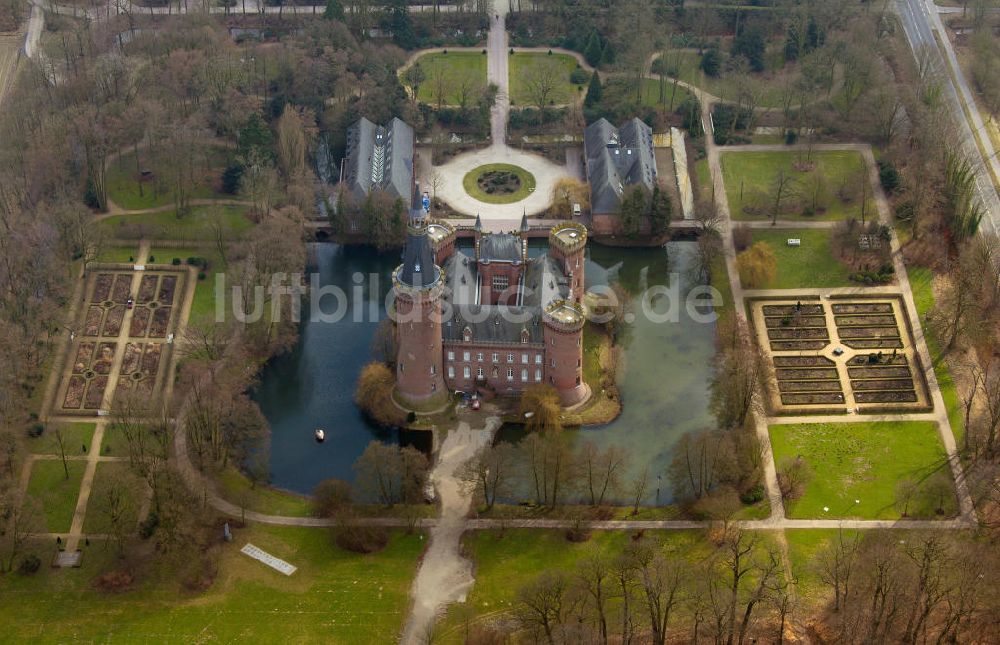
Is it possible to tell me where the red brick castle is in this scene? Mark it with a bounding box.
[392,208,590,409]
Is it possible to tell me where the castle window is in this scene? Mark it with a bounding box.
[521,353,528,364]
[577,358,581,367]
[477,367,484,378]
[492,352,499,363]
[463,351,471,362]
[477,352,483,361]
[399,361,404,373]
[535,369,541,381]
[535,354,542,364]
[431,382,436,392]
[521,369,528,381]
[430,365,436,375]
[506,368,514,381]
[521,329,529,343]
[463,366,471,379]
[550,359,556,368]
[447,366,455,379]
[447,351,454,361]
[492,275,509,292]
[507,353,514,363]
[463,326,472,342]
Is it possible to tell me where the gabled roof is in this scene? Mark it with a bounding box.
[442,305,544,345]
[478,233,522,263]
[344,117,415,208]
[583,117,658,214]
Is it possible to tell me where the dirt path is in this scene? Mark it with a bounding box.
[400,417,500,644]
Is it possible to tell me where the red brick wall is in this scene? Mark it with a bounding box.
[442,342,546,395]
[395,290,445,403]
[543,324,588,406]
[477,262,524,306]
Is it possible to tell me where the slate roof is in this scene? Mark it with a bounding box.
[344,117,415,208]
[478,232,523,263]
[442,251,478,305]
[398,214,439,289]
[442,305,544,345]
[583,117,657,214]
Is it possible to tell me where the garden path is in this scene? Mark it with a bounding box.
[400,416,500,644]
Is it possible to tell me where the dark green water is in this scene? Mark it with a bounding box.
[256,241,717,501]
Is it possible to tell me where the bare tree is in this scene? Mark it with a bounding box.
[516,570,579,645]
[769,169,798,225]
[53,426,69,479]
[0,491,41,572]
[580,441,627,507]
[816,528,861,611]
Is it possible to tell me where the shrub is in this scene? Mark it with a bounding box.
[777,456,812,501]
[740,485,765,505]
[138,512,159,539]
[877,159,900,194]
[27,423,44,438]
[569,67,589,85]
[197,272,207,281]
[171,258,181,266]
[148,256,155,263]
[221,163,243,195]
[785,130,798,145]
[18,554,41,575]
[732,224,753,251]
[335,525,389,554]
[312,478,353,518]
[700,46,722,77]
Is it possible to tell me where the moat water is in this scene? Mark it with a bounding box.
[256,241,717,502]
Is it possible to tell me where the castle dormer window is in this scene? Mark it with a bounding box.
[521,329,529,343]
[414,262,421,273]
[462,326,472,342]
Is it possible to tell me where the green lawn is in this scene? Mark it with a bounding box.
[769,421,957,519]
[438,529,710,640]
[28,423,95,456]
[908,266,966,448]
[96,246,141,263]
[745,228,854,289]
[106,147,232,210]
[97,424,166,461]
[216,466,313,518]
[408,51,488,105]
[99,206,253,241]
[637,77,696,110]
[462,163,536,204]
[785,528,856,607]
[509,52,583,106]
[722,150,867,221]
[26,459,86,533]
[663,50,790,108]
[0,524,423,643]
[83,462,143,534]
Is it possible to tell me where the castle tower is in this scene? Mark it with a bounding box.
[543,300,589,407]
[392,206,446,406]
[548,222,587,304]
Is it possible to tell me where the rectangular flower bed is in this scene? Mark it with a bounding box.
[157,276,177,305]
[121,342,143,375]
[141,343,162,374]
[776,367,839,381]
[770,340,828,351]
[767,328,829,340]
[837,326,900,339]
[63,375,86,409]
[129,307,150,337]
[137,275,159,303]
[93,342,116,374]
[84,306,103,336]
[102,305,125,337]
[847,366,912,379]
[831,303,893,314]
[842,339,904,350]
[764,315,827,328]
[855,390,917,404]
[112,274,132,303]
[762,304,824,316]
[149,307,171,338]
[92,273,113,302]
[781,392,845,405]
[773,356,834,367]
[72,343,95,374]
[84,375,108,409]
[834,314,897,327]
[777,380,843,393]
[851,378,915,391]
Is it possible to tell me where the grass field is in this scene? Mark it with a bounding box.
[438,529,710,640]
[744,228,853,289]
[785,528,853,607]
[509,52,583,106]
[462,163,536,204]
[28,423,96,455]
[722,150,867,221]
[216,466,313,518]
[769,421,957,519]
[663,50,790,108]
[908,266,966,447]
[408,51,488,105]
[82,462,143,534]
[26,459,86,533]
[99,206,253,241]
[106,147,232,210]
[0,524,423,643]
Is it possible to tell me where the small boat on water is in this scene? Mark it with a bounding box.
[314,428,326,443]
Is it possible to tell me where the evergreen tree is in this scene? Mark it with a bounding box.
[649,185,672,236]
[700,47,722,77]
[600,41,615,67]
[323,0,344,20]
[238,113,274,161]
[583,31,603,67]
[584,71,603,108]
[784,26,800,62]
[807,18,823,51]
[619,186,647,237]
[385,0,416,50]
[732,28,765,72]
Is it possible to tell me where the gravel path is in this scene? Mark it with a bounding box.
[400,417,500,645]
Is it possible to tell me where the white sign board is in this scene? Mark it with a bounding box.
[787,238,801,247]
[240,543,297,576]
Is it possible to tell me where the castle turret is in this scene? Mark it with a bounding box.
[548,222,587,304]
[392,205,446,406]
[543,300,589,406]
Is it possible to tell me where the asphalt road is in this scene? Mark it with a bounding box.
[896,0,1000,239]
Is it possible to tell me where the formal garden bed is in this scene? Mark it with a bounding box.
[462,163,536,204]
